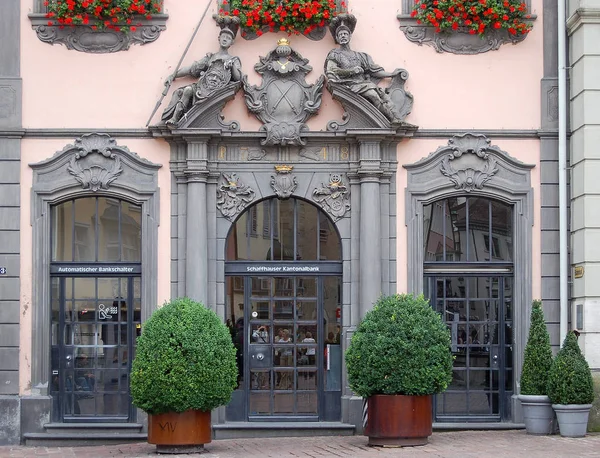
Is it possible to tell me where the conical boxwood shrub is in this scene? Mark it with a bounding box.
[345,294,453,397]
[130,297,238,415]
[520,300,553,395]
[547,331,594,405]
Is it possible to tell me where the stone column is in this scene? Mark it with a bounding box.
[358,139,382,318]
[185,141,209,305]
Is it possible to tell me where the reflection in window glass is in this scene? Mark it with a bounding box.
[226,198,341,262]
[51,197,141,263]
[423,197,512,263]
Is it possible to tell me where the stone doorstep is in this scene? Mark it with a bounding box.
[213,421,356,439]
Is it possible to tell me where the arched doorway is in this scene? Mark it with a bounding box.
[224,197,343,421]
[49,196,142,422]
[422,196,514,421]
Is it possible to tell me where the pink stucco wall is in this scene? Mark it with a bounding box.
[18,0,544,392]
[21,0,543,130]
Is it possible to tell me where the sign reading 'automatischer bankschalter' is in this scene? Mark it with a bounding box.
[50,264,142,275]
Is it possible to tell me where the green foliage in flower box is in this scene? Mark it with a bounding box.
[45,0,162,31]
[411,0,533,36]
[223,0,342,37]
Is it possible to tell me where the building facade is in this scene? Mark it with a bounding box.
[1,0,597,445]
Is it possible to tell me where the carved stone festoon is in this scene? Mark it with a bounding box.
[242,38,324,146]
[216,173,256,220]
[399,24,528,55]
[437,134,500,192]
[30,17,167,53]
[312,174,351,221]
[325,13,415,131]
[66,134,124,191]
[271,165,298,199]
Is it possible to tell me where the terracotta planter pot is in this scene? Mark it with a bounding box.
[365,394,432,446]
[148,409,211,453]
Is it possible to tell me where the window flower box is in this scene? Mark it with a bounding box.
[29,0,168,53]
[219,0,346,40]
[398,0,534,54]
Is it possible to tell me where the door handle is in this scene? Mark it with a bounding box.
[256,353,265,361]
[66,355,72,361]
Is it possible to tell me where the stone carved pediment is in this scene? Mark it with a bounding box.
[326,73,416,131]
[242,38,324,146]
[30,133,161,194]
[404,133,534,195]
[177,83,242,131]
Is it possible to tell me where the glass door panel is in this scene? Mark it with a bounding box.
[426,275,513,421]
[52,276,138,421]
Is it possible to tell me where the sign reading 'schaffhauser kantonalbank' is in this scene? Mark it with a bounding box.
[246,265,320,273]
[225,262,342,275]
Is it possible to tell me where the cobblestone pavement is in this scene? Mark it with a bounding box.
[1,431,600,458]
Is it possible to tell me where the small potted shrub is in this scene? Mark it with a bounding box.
[547,331,595,438]
[518,300,556,434]
[345,294,453,446]
[131,298,238,454]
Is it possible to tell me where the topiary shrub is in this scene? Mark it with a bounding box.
[520,300,553,395]
[345,294,453,398]
[130,297,238,415]
[547,331,594,405]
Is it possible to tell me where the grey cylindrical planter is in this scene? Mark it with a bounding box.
[552,404,593,438]
[518,394,555,435]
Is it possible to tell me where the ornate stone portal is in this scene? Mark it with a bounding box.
[242,38,324,146]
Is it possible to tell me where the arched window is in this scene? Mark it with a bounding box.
[226,198,341,262]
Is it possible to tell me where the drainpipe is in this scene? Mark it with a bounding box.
[558,0,568,343]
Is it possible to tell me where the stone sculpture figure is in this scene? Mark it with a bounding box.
[161,16,242,125]
[325,14,405,123]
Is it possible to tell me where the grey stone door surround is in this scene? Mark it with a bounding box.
[158,127,412,425]
[28,133,162,395]
[404,133,534,421]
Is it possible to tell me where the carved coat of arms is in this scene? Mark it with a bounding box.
[242,38,324,146]
[216,173,256,220]
[313,174,351,220]
[271,165,298,200]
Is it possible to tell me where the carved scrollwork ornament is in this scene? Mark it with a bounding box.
[66,135,123,191]
[398,21,528,55]
[216,173,256,220]
[437,134,500,192]
[30,17,168,53]
[271,165,298,200]
[312,174,351,221]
